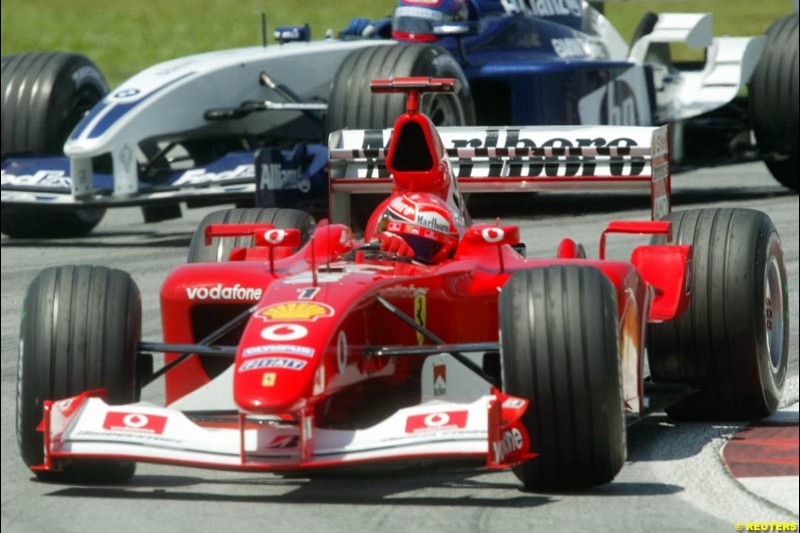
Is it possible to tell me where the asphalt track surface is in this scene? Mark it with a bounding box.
[1,161,798,533]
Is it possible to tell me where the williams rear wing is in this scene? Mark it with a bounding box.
[328,125,671,225]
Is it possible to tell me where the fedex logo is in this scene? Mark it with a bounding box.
[174,165,254,185]
[1,169,72,188]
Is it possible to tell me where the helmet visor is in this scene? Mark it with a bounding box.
[392,5,448,36]
[400,233,445,264]
[392,15,434,35]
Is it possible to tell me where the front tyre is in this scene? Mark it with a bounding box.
[647,209,789,419]
[17,266,142,482]
[500,266,626,490]
[1,52,108,237]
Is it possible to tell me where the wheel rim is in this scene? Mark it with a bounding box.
[422,94,463,126]
[764,254,785,372]
[69,86,103,129]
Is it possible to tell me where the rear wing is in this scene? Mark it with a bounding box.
[328,125,671,225]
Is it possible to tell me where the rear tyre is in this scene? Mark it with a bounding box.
[187,207,315,263]
[1,52,109,237]
[749,13,799,191]
[17,266,141,482]
[500,266,626,490]
[647,209,788,420]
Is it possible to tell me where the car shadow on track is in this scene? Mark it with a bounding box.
[42,465,682,506]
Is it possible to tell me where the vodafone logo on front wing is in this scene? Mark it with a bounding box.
[405,411,468,434]
[103,412,168,434]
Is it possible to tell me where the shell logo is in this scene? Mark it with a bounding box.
[258,301,335,322]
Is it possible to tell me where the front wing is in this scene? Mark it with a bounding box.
[1,153,258,208]
[34,390,535,473]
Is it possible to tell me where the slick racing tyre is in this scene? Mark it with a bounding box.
[187,207,315,263]
[1,52,108,237]
[499,266,626,490]
[17,266,142,482]
[327,42,475,131]
[749,13,799,191]
[647,209,788,420]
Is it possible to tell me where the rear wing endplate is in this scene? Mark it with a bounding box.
[328,125,671,225]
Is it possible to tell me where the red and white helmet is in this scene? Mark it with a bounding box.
[369,192,461,263]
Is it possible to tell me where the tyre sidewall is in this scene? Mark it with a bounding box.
[755,231,789,409]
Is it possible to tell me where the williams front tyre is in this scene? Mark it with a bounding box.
[1,52,108,237]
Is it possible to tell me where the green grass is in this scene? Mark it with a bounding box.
[1,0,793,88]
[604,1,792,45]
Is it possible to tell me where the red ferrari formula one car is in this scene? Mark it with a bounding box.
[16,78,789,490]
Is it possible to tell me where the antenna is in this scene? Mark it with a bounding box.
[261,13,268,47]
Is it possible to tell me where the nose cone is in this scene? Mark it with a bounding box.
[233,302,334,413]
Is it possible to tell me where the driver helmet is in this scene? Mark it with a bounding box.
[372,192,460,263]
[392,0,470,42]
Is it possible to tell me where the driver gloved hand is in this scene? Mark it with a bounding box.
[339,16,392,38]
[377,231,415,258]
